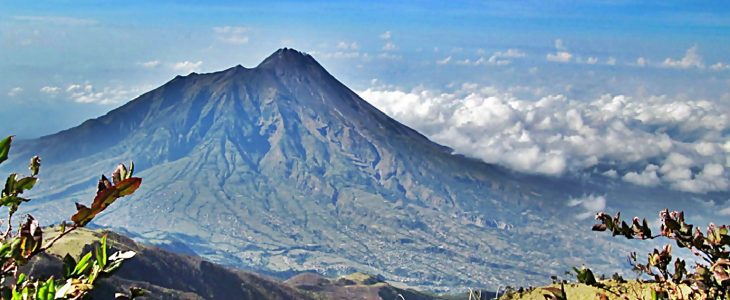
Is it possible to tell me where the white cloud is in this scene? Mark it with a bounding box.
[719,206,730,216]
[606,57,617,65]
[40,86,60,95]
[547,52,572,63]
[450,49,526,66]
[497,49,526,59]
[212,26,249,44]
[710,62,730,71]
[359,85,730,193]
[171,61,203,74]
[317,51,365,59]
[337,41,359,50]
[586,57,598,65]
[383,41,397,51]
[474,49,527,66]
[140,60,161,69]
[64,83,145,105]
[567,194,607,220]
[662,45,704,69]
[669,163,728,193]
[436,56,452,65]
[379,31,395,51]
[7,87,23,97]
[602,169,618,178]
[547,40,572,63]
[377,53,401,60]
[636,57,647,67]
[622,164,661,186]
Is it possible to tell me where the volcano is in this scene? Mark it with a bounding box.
[4,48,718,290]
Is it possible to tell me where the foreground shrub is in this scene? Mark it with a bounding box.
[592,209,730,299]
[0,136,143,299]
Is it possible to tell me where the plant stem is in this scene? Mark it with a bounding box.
[39,224,79,252]
[2,210,13,239]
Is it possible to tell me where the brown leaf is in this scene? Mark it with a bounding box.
[592,224,607,231]
[74,177,142,226]
[71,203,93,225]
[19,215,42,258]
[97,175,112,193]
[116,177,142,197]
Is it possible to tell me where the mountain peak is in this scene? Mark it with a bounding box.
[257,48,317,70]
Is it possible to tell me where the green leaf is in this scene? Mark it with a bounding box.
[101,235,108,268]
[36,280,49,300]
[11,289,21,300]
[62,254,76,279]
[72,252,93,276]
[95,236,108,269]
[0,240,12,257]
[13,177,37,193]
[0,136,12,165]
[16,273,26,285]
[88,264,101,283]
[104,259,124,274]
[95,245,103,268]
[8,238,21,259]
[46,278,55,300]
[29,156,40,177]
[36,277,56,300]
[4,173,17,197]
[128,161,135,178]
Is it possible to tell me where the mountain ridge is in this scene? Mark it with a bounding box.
[4,48,722,291]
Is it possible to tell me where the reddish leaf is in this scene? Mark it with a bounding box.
[74,177,141,226]
[116,177,141,197]
[71,203,93,225]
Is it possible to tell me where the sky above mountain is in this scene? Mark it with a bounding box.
[1,0,729,194]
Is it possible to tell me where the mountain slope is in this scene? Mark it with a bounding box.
[4,48,725,290]
[28,228,445,300]
[25,228,316,300]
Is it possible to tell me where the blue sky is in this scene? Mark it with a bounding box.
[1,1,729,195]
[2,1,729,137]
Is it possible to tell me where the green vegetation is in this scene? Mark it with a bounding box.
[0,136,142,299]
[589,209,730,299]
[509,209,730,300]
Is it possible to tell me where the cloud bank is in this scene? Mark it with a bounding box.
[65,83,145,105]
[662,45,704,69]
[171,61,203,74]
[546,39,572,63]
[360,84,729,193]
[7,87,23,97]
[567,194,607,220]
